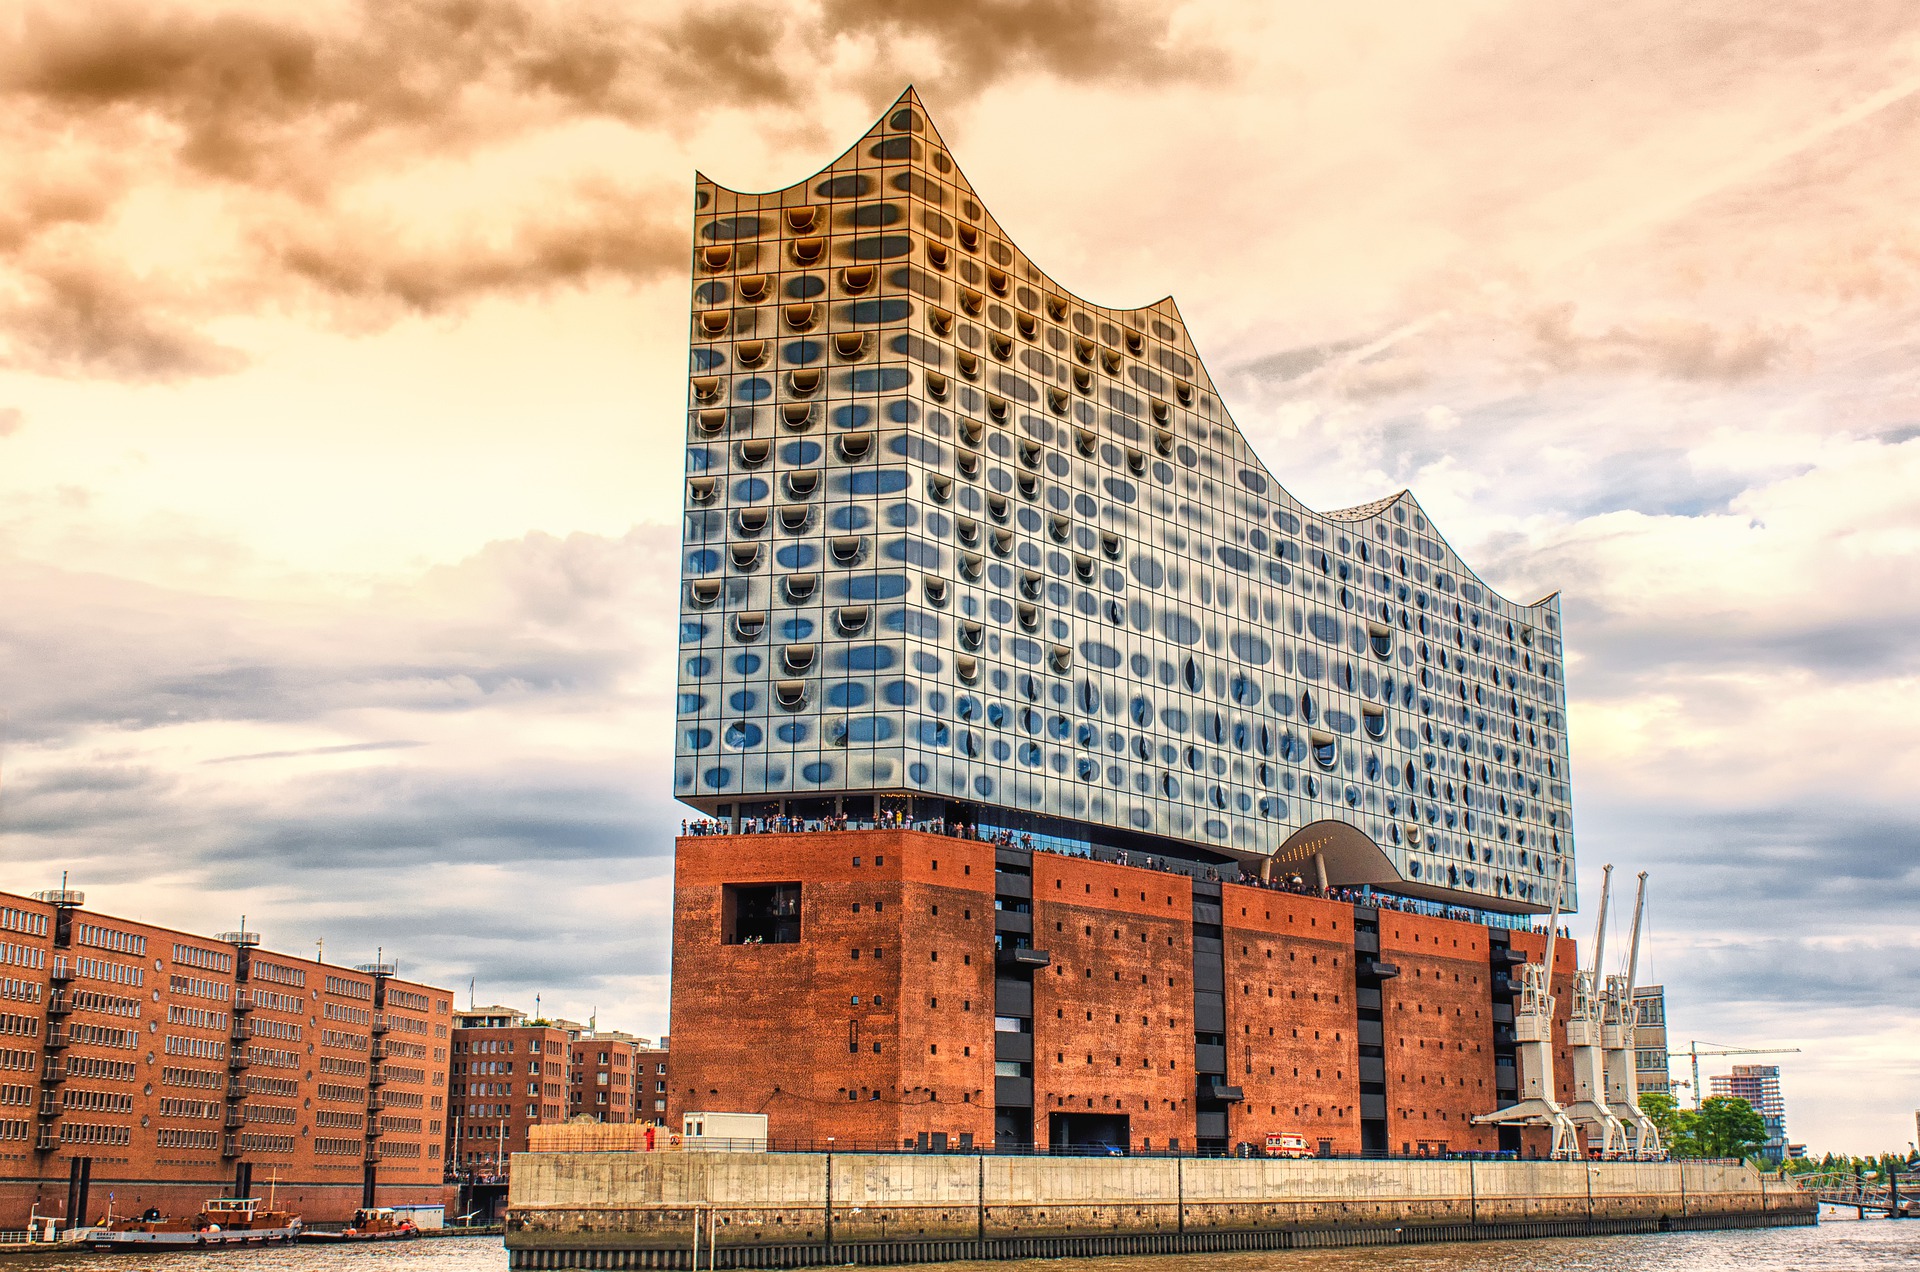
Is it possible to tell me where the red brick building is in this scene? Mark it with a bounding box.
[448,1007,571,1173]
[0,887,452,1229]
[670,830,1581,1157]
[566,1032,669,1124]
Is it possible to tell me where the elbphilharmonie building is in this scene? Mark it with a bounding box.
[674,90,1575,916]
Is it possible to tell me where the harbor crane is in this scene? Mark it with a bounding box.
[1563,864,1630,1156]
[1600,870,1663,1156]
[1669,1042,1801,1110]
[1473,880,1580,1158]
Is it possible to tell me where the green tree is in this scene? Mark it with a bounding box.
[1692,1096,1769,1160]
[1639,1092,1695,1155]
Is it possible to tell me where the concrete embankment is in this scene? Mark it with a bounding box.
[505,1152,1814,1268]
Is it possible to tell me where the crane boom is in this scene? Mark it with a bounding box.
[1589,865,1612,982]
[1542,876,1563,989]
[1670,1042,1803,1110]
[1623,872,1646,997]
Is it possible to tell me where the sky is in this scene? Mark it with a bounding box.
[1,0,1916,1154]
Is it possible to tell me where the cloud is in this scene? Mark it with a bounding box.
[0,257,249,380]
[823,0,1217,91]
[203,740,426,765]
[1525,303,1794,383]
[0,522,685,1027]
[268,182,687,318]
[0,524,680,748]
[0,0,1222,381]
[0,407,20,436]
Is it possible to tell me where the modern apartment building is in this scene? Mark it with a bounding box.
[666,91,1592,1157]
[1709,1064,1787,1161]
[0,887,451,1228]
[1631,984,1670,1096]
[448,1007,571,1172]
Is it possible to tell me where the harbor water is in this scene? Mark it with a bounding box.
[4,1216,1919,1270]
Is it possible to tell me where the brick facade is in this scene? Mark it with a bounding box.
[1379,910,1501,1154]
[1029,853,1194,1151]
[567,1034,668,1124]
[670,829,996,1150]
[669,831,1582,1157]
[0,889,451,1228]
[449,1012,570,1172]
[1219,886,1363,1154]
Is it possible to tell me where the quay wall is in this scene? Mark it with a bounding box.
[505,1152,1814,1268]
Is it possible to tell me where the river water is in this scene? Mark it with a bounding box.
[6,1216,1919,1270]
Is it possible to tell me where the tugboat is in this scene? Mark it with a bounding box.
[69,1196,302,1249]
[298,1206,421,1243]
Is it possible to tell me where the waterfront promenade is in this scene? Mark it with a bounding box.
[505,1150,1812,1268]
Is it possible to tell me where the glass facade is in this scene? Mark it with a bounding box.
[674,91,1576,915]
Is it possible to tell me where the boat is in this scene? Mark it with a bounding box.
[298,1207,421,1243]
[68,1196,302,1250]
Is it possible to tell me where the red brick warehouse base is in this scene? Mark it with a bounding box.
[668,830,1582,1156]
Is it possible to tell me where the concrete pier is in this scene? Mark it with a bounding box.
[505,1152,1814,1268]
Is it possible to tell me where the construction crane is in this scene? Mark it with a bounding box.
[1668,1042,1802,1109]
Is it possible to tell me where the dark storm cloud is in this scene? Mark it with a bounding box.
[2,1,801,182]
[5,758,682,1000]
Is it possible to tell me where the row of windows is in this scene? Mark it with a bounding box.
[158,1128,218,1148]
[70,1022,136,1048]
[170,974,231,1002]
[70,956,143,987]
[166,1004,229,1031]
[68,1056,136,1081]
[73,990,141,1018]
[76,923,146,957]
[164,1035,225,1060]
[0,908,48,937]
[252,961,306,988]
[158,1098,220,1119]
[1,942,45,969]
[171,943,233,973]
[63,1087,134,1113]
